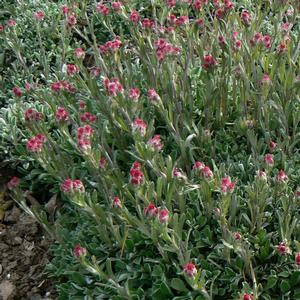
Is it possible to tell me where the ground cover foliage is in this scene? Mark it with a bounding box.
[1,0,300,299]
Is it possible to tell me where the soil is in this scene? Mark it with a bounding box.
[0,179,57,300]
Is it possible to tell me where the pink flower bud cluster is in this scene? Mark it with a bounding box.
[80,112,97,123]
[51,80,76,93]
[129,88,141,102]
[154,39,181,61]
[27,134,47,153]
[148,135,164,151]
[67,64,79,76]
[74,244,87,258]
[8,176,21,190]
[132,118,148,136]
[77,125,94,151]
[144,203,170,224]
[192,161,214,180]
[99,37,122,55]
[56,107,69,122]
[220,176,236,194]
[130,162,144,185]
[25,108,44,122]
[61,179,85,193]
[203,54,218,69]
[103,78,124,96]
[183,262,197,277]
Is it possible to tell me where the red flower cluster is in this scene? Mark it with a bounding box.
[99,37,122,55]
[80,112,97,123]
[51,80,76,93]
[113,196,122,208]
[67,64,79,76]
[129,88,141,102]
[77,125,94,151]
[277,242,291,256]
[73,244,87,258]
[96,3,110,15]
[8,176,20,190]
[148,135,163,151]
[148,89,161,102]
[103,78,124,96]
[144,203,169,224]
[203,54,218,69]
[130,161,144,185]
[183,262,197,277]
[27,134,47,153]
[25,108,44,122]
[56,107,69,122]
[132,118,147,136]
[61,179,85,193]
[221,176,236,194]
[155,38,181,61]
[13,87,23,97]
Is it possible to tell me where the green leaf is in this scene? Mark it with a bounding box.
[265,276,277,290]
[170,278,188,292]
[280,280,291,293]
[290,271,300,287]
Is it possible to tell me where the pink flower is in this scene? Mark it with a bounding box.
[90,67,101,77]
[51,81,63,92]
[154,38,181,61]
[113,197,122,208]
[277,242,291,255]
[8,177,20,190]
[34,11,45,21]
[67,14,77,27]
[77,125,94,151]
[159,208,169,224]
[142,18,155,29]
[0,25,5,31]
[130,168,144,185]
[262,74,271,85]
[234,40,242,51]
[79,100,86,110]
[99,157,107,169]
[243,295,254,300]
[215,8,224,19]
[241,10,251,25]
[256,170,267,181]
[183,262,197,277]
[62,5,70,15]
[218,35,226,45]
[27,134,47,153]
[281,22,292,32]
[96,3,110,15]
[8,19,17,27]
[75,48,85,59]
[132,118,147,136]
[203,54,218,69]
[67,64,79,76]
[25,108,44,122]
[173,168,185,179]
[112,2,123,10]
[263,35,272,49]
[56,107,69,122]
[130,10,140,23]
[221,176,236,194]
[144,203,159,217]
[234,232,242,240]
[80,112,97,123]
[148,89,161,102]
[61,179,85,193]
[193,161,205,171]
[104,78,124,96]
[224,0,234,10]
[148,135,163,151]
[295,189,300,199]
[129,88,141,102]
[269,140,277,151]
[175,16,189,26]
[196,18,205,27]
[264,154,274,166]
[277,170,288,183]
[12,87,23,97]
[193,0,203,11]
[167,0,176,7]
[132,161,142,170]
[99,37,122,55]
[296,253,300,266]
[74,244,87,258]
[202,166,214,180]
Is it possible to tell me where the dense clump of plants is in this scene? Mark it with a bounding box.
[2,0,300,299]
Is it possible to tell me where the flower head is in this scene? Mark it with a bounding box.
[34,11,45,21]
[264,154,274,166]
[144,203,159,218]
[277,242,291,256]
[8,177,20,190]
[148,135,163,151]
[276,170,288,183]
[221,176,236,194]
[158,208,169,224]
[74,244,87,258]
[132,118,147,136]
[56,107,69,122]
[183,262,197,277]
[113,196,122,208]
